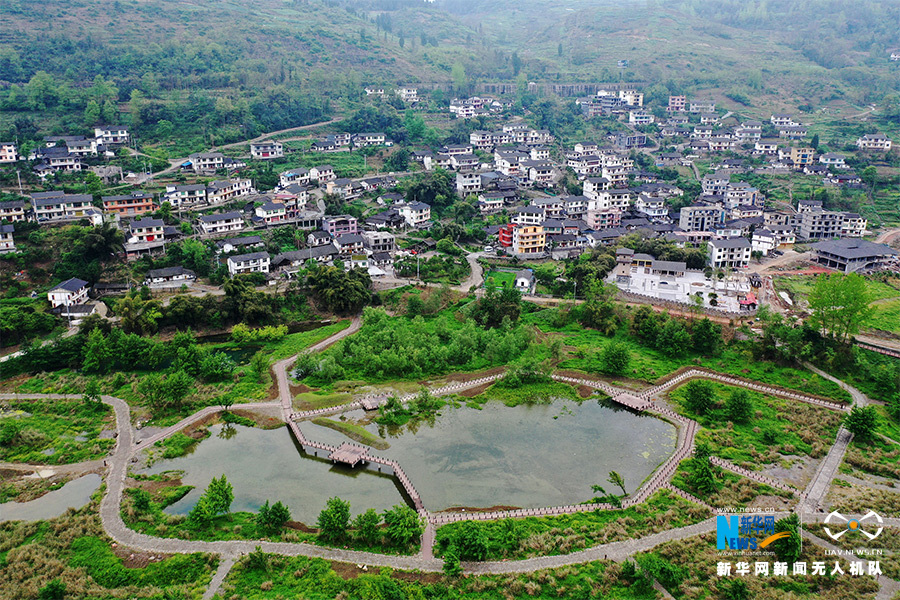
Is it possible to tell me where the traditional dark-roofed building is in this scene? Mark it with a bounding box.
[811,239,898,273]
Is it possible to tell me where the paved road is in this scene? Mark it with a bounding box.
[797,363,867,513]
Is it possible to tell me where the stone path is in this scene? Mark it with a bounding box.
[797,363,867,514]
[202,556,235,600]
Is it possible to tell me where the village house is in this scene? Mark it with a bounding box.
[667,95,686,112]
[189,152,225,173]
[778,125,808,140]
[0,224,15,254]
[0,142,17,163]
[397,202,431,228]
[770,114,796,127]
[255,201,286,225]
[511,205,545,226]
[856,133,893,151]
[754,139,780,155]
[0,199,27,222]
[352,132,388,147]
[364,87,385,96]
[32,146,82,175]
[198,211,245,235]
[250,141,284,159]
[526,161,554,185]
[227,252,270,276]
[32,193,97,222]
[680,203,726,232]
[512,225,545,255]
[207,179,253,204]
[811,239,898,273]
[335,233,365,256]
[309,165,335,182]
[700,113,720,124]
[216,236,264,254]
[470,130,494,150]
[308,231,332,247]
[280,168,310,187]
[396,87,418,103]
[690,100,716,113]
[362,230,395,253]
[708,238,751,269]
[162,184,206,207]
[145,266,197,287]
[128,217,165,244]
[94,126,129,145]
[48,277,90,308]
[818,152,848,169]
[568,154,601,177]
[456,171,483,194]
[513,269,535,294]
[322,214,358,237]
[477,192,506,215]
[103,191,156,216]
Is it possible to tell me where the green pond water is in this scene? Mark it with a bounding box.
[0,474,101,522]
[141,399,676,524]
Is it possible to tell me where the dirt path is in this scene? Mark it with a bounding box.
[213,118,342,151]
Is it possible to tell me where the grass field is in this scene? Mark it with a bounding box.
[310,417,389,449]
[774,275,900,333]
[666,382,843,467]
[0,399,115,465]
[484,270,517,289]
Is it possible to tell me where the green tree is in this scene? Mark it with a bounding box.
[692,318,722,355]
[100,99,118,124]
[352,508,382,545]
[450,520,489,561]
[442,546,461,576]
[772,514,802,563]
[600,341,630,376]
[684,379,715,415]
[382,504,424,548]
[845,405,879,442]
[726,389,753,423]
[656,319,691,357]
[207,474,234,515]
[607,471,627,496]
[82,328,111,374]
[83,378,102,407]
[317,497,351,542]
[719,579,749,600]
[690,442,718,495]
[808,273,873,344]
[84,99,101,125]
[580,277,620,335]
[256,500,291,534]
[451,62,467,93]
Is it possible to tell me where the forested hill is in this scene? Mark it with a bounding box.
[0,0,467,89]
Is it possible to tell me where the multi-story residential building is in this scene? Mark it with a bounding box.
[227,252,270,276]
[32,193,95,221]
[0,224,15,254]
[128,217,165,243]
[841,213,867,238]
[798,209,844,240]
[94,126,130,145]
[701,172,729,196]
[583,176,611,197]
[0,200,27,222]
[470,130,493,150]
[397,202,431,228]
[102,192,156,216]
[207,179,253,204]
[778,126,808,139]
[707,238,751,269]
[48,277,90,308]
[634,194,668,220]
[818,153,847,169]
[770,114,796,127]
[362,230,395,253]
[568,154,601,177]
[309,165,335,182]
[352,133,388,147]
[189,152,225,173]
[856,133,892,151]
[164,184,207,207]
[255,202,287,225]
[364,87,385,96]
[280,168,310,187]
[512,225,546,255]
[679,203,725,232]
[526,161,554,185]
[322,214,358,237]
[396,87,418,103]
[249,141,284,159]
[724,182,762,209]
[789,147,815,167]
[754,139,780,155]
[65,137,99,157]
[456,172,483,194]
[667,96,686,112]
[690,99,716,113]
[511,205,545,226]
[32,146,82,173]
[0,142,17,163]
[198,211,245,235]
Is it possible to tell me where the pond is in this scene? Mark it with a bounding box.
[140,399,676,524]
[0,474,101,522]
[307,399,676,512]
[141,424,405,524]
